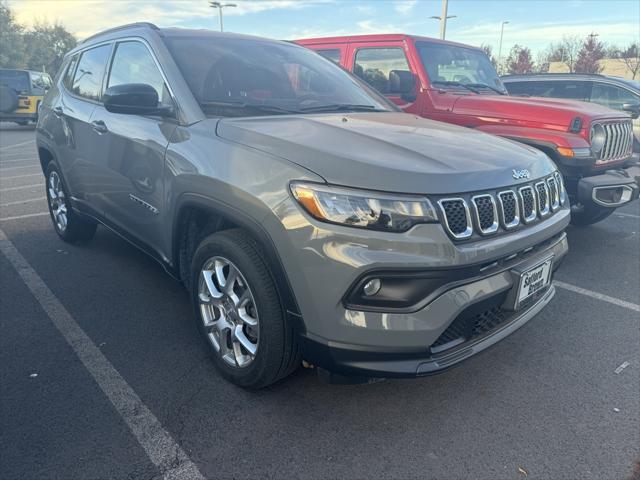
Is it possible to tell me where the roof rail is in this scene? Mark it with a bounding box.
[81,22,159,44]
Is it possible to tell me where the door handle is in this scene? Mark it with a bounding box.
[91,120,108,134]
[53,106,64,117]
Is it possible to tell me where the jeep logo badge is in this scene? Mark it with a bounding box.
[512,169,530,179]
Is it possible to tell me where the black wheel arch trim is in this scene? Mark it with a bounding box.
[172,192,303,323]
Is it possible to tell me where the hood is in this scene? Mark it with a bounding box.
[452,94,625,130]
[217,112,556,194]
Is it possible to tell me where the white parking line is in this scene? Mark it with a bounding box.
[554,281,640,313]
[0,156,39,163]
[0,227,206,480]
[0,183,42,192]
[0,164,40,171]
[0,212,49,222]
[0,139,35,150]
[614,212,640,219]
[0,197,46,207]
[0,173,42,180]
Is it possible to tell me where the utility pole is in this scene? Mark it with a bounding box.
[497,21,509,75]
[209,1,237,32]
[430,0,457,40]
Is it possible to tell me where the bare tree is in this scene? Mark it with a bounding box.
[620,43,640,79]
[480,43,497,69]
[545,35,581,72]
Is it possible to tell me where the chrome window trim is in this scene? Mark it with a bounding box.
[518,186,538,224]
[497,190,520,229]
[437,198,473,240]
[535,181,551,217]
[471,194,499,235]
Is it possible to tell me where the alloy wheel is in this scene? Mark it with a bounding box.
[198,256,260,368]
[48,171,68,233]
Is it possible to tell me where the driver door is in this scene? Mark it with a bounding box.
[87,40,177,255]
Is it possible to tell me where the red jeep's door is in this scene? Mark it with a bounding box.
[347,42,422,115]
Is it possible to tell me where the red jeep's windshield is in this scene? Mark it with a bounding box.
[416,41,506,94]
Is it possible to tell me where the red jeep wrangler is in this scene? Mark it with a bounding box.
[296,34,640,225]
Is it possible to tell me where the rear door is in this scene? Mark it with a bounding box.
[348,42,421,114]
[55,44,112,209]
[87,39,177,253]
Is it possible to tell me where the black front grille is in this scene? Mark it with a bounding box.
[441,200,468,235]
[536,183,548,213]
[473,196,495,230]
[499,191,517,224]
[431,306,508,349]
[520,187,535,219]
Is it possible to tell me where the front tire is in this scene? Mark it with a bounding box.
[570,205,614,226]
[190,229,300,388]
[45,163,97,243]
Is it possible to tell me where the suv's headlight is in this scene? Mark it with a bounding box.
[290,182,438,232]
[590,123,606,153]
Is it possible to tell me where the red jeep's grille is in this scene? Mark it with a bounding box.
[596,121,634,164]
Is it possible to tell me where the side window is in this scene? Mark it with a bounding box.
[107,41,170,106]
[353,48,411,95]
[508,80,589,100]
[71,44,112,101]
[316,49,341,64]
[63,55,79,89]
[548,81,590,101]
[591,83,638,110]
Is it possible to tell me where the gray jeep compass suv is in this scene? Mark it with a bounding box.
[36,24,570,388]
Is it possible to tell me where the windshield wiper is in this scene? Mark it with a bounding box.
[299,103,382,113]
[431,81,480,94]
[200,101,301,115]
[465,83,506,95]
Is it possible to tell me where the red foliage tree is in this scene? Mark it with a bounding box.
[506,45,534,74]
[575,33,605,74]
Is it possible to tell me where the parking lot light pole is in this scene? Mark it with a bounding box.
[497,21,509,75]
[209,1,237,32]
[430,0,457,40]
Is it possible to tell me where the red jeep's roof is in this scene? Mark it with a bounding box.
[294,33,480,51]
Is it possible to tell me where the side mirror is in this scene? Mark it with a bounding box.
[103,83,172,116]
[389,70,417,102]
[622,102,640,119]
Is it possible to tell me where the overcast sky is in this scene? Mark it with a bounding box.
[9,0,640,55]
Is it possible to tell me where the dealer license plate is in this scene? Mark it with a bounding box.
[516,259,553,307]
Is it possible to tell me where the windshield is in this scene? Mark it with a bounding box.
[416,42,506,94]
[0,70,30,94]
[163,35,394,117]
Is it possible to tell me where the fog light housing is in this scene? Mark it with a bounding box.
[363,279,381,296]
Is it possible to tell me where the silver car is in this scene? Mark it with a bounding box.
[36,23,570,388]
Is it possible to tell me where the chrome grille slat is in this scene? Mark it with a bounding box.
[471,194,499,235]
[438,198,473,239]
[547,177,560,211]
[497,190,520,229]
[518,186,537,223]
[535,181,550,216]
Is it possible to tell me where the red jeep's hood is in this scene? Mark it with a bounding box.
[451,94,625,129]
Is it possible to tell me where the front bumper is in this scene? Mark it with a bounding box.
[0,112,37,122]
[575,164,640,209]
[301,232,569,378]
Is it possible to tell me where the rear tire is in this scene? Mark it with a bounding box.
[570,205,613,226]
[190,229,301,388]
[45,163,97,243]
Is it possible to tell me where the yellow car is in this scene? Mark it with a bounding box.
[0,68,52,125]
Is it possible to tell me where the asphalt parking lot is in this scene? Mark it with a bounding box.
[1,122,638,480]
